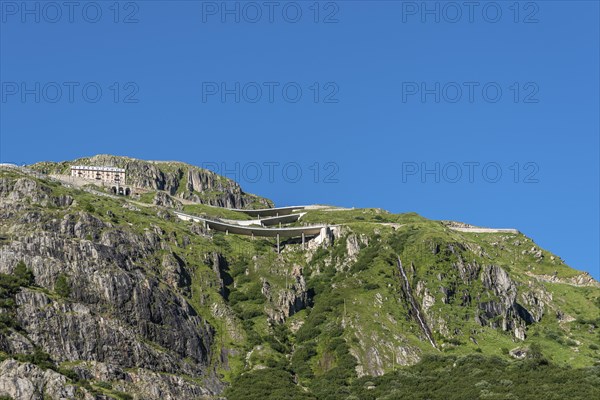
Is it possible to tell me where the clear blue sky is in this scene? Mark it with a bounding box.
[1,1,598,279]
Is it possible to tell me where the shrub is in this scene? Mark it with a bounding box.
[15,348,54,370]
[228,289,248,306]
[113,392,133,400]
[291,341,317,378]
[95,381,113,390]
[351,243,381,273]
[224,368,316,400]
[83,202,95,213]
[363,283,380,290]
[239,308,262,321]
[229,262,247,278]
[527,343,549,366]
[0,271,28,331]
[54,274,71,298]
[296,325,321,343]
[57,367,80,382]
[246,282,265,303]
[14,260,34,286]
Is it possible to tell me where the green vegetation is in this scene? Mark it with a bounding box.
[54,274,71,298]
[13,260,34,286]
[224,368,316,399]
[182,203,253,220]
[0,260,34,332]
[225,353,600,399]
[348,354,600,400]
[13,348,55,370]
[300,208,426,225]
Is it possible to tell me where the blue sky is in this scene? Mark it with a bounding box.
[1,1,598,279]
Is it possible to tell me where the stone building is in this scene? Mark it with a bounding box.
[71,165,125,184]
[70,165,130,195]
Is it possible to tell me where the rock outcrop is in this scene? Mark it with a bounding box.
[0,175,221,398]
[476,265,535,340]
[31,154,273,209]
[0,359,93,400]
[265,265,309,323]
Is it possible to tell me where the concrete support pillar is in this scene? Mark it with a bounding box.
[302,233,305,250]
[226,230,229,235]
[277,234,280,254]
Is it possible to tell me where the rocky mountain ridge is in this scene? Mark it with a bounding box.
[0,160,598,400]
[30,155,273,209]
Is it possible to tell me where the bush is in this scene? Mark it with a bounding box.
[527,343,549,366]
[228,290,248,306]
[0,269,30,331]
[291,342,317,378]
[239,308,262,321]
[15,348,54,370]
[351,243,380,273]
[296,325,321,343]
[348,353,600,400]
[57,367,80,382]
[95,381,113,390]
[54,274,71,298]
[113,392,133,400]
[363,283,380,290]
[224,368,316,400]
[83,202,95,213]
[566,339,578,347]
[546,330,564,344]
[14,260,34,286]
[246,282,265,303]
[230,262,247,278]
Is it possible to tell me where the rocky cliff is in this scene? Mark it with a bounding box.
[30,155,273,209]
[0,171,223,399]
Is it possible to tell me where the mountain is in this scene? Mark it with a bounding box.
[0,157,598,400]
[30,154,273,209]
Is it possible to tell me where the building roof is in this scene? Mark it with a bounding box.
[71,165,125,172]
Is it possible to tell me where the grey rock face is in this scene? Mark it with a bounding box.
[153,191,183,210]
[71,361,217,399]
[266,266,309,323]
[0,359,92,400]
[0,174,221,398]
[453,256,481,284]
[476,265,537,340]
[54,155,273,209]
[0,331,35,355]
